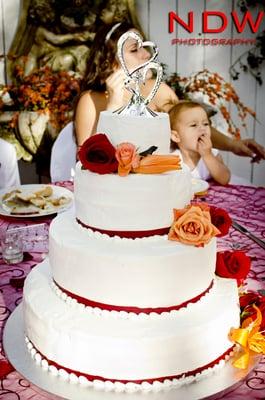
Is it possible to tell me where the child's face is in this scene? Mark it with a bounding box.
[172,107,211,151]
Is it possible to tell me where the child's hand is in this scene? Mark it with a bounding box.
[197,133,212,157]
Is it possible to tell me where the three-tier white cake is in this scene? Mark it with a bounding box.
[23,111,240,392]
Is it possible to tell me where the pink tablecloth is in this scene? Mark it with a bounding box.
[0,182,265,399]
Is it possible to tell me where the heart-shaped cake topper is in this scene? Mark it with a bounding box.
[141,62,163,106]
[115,31,163,117]
[117,31,158,78]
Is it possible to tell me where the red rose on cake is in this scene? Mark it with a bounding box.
[168,203,220,247]
[215,250,251,285]
[78,133,118,174]
[239,290,265,333]
[239,291,260,309]
[209,206,232,237]
[115,143,140,177]
[241,296,265,331]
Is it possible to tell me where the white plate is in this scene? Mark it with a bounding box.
[0,184,73,218]
[191,178,209,195]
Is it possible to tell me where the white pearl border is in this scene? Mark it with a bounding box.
[50,279,216,320]
[25,336,235,393]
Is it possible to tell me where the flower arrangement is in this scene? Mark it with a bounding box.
[230,298,265,369]
[167,69,256,138]
[78,133,182,176]
[210,205,251,285]
[212,234,265,368]
[0,65,81,129]
[168,203,221,247]
[240,290,265,332]
[184,200,265,369]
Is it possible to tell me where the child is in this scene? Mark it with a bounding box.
[169,101,230,185]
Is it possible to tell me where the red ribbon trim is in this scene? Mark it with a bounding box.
[29,342,235,384]
[76,218,170,238]
[54,280,214,314]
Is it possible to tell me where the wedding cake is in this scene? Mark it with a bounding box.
[22,31,240,393]
[22,110,240,392]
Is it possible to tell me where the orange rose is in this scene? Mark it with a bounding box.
[168,204,220,247]
[115,143,140,177]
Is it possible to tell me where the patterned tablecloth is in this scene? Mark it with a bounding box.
[0,181,264,399]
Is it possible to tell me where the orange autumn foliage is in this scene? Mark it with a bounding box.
[0,66,81,130]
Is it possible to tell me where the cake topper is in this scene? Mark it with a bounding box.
[115,31,163,117]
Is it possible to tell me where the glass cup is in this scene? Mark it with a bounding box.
[1,232,24,264]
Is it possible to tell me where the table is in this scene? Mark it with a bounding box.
[0,182,265,399]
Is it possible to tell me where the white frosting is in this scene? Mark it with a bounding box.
[74,162,193,231]
[25,334,235,392]
[49,212,217,308]
[97,111,171,153]
[23,261,240,383]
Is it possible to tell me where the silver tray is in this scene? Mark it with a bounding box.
[3,304,260,400]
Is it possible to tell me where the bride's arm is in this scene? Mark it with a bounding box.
[75,92,98,146]
[145,80,179,112]
[211,127,265,161]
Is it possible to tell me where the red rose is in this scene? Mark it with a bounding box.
[241,300,265,331]
[239,291,260,309]
[78,134,118,174]
[215,250,251,285]
[209,206,232,237]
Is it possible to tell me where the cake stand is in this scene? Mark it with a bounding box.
[3,304,260,400]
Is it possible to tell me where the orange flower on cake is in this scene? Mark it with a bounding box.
[132,154,181,174]
[229,305,265,369]
[115,143,140,176]
[168,203,220,247]
[115,145,182,176]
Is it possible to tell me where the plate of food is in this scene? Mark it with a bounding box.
[191,178,209,196]
[0,184,73,217]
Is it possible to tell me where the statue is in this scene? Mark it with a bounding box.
[7,0,141,79]
[1,0,141,179]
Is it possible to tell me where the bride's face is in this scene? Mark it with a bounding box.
[122,31,151,72]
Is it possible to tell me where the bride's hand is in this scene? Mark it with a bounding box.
[106,69,128,109]
[232,138,265,162]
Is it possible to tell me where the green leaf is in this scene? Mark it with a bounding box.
[139,146,158,157]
